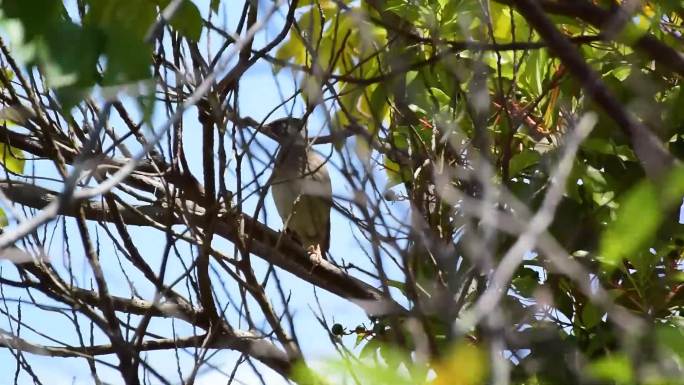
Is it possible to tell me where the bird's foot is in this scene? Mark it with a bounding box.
[306,245,323,273]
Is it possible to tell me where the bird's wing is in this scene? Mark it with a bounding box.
[322,208,331,255]
[303,151,332,199]
[271,149,332,257]
[282,195,329,255]
[301,152,332,254]
[270,168,300,227]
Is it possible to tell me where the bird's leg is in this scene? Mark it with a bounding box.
[306,244,324,273]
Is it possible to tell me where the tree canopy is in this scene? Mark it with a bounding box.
[0,0,682,384]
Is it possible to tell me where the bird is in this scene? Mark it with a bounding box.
[268,117,332,263]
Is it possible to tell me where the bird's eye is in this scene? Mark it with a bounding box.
[270,122,285,136]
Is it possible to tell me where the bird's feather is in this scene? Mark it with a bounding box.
[271,145,332,258]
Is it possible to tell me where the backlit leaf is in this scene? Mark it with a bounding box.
[435,344,487,385]
[169,0,203,42]
[600,180,661,267]
[588,355,633,384]
[0,143,24,174]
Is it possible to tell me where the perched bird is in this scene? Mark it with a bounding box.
[269,117,332,262]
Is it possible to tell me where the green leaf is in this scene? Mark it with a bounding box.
[600,166,684,268]
[169,0,203,42]
[588,355,633,384]
[379,343,402,369]
[84,0,155,85]
[591,191,615,207]
[43,22,100,84]
[580,302,603,329]
[291,361,320,385]
[435,344,488,385]
[355,136,372,170]
[86,0,157,40]
[329,110,349,151]
[137,93,156,127]
[102,29,152,85]
[512,267,539,297]
[360,338,380,359]
[369,84,389,129]
[429,87,451,107]
[274,38,305,72]
[610,65,631,81]
[40,22,102,108]
[383,154,412,190]
[509,150,541,177]
[581,138,635,161]
[660,166,684,205]
[2,1,103,108]
[522,49,548,97]
[354,332,365,348]
[386,279,406,294]
[383,156,403,189]
[656,324,684,359]
[581,164,609,192]
[616,19,650,45]
[0,208,7,227]
[600,180,661,267]
[302,73,324,106]
[2,0,61,40]
[210,0,220,13]
[0,143,25,174]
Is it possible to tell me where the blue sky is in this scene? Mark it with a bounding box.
[0,1,410,384]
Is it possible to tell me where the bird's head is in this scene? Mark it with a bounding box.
[268,117,306,143]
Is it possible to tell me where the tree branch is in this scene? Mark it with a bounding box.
[0,180,405,315]
[0,330,293,376]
